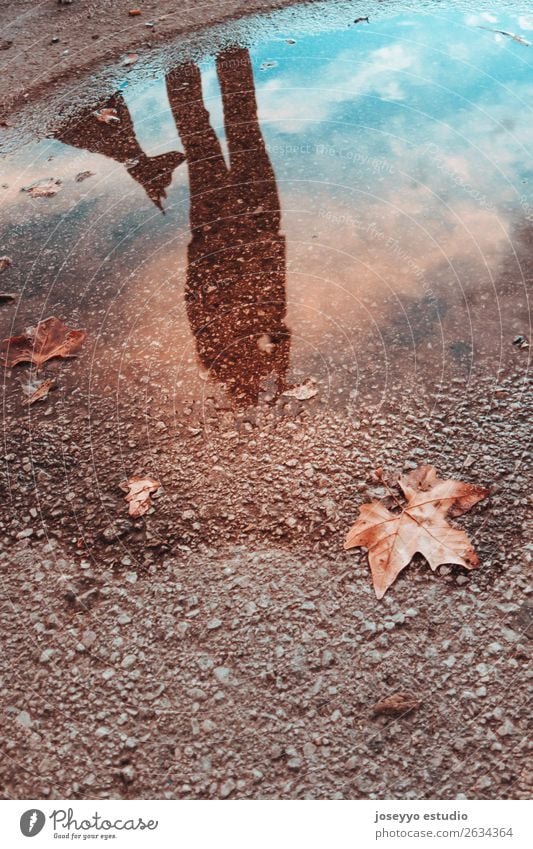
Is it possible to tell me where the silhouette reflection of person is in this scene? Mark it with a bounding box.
[57,92,185,210]
[166,49,290,407]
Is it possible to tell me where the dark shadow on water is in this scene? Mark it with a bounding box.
[56,52,291,407]
[167,48,290,407]
[56,92,185,211]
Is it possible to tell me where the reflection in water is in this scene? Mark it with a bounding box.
[167,49,290,407]
[57,92,185,210]
[17,6,529,412]
[57,52,290,407]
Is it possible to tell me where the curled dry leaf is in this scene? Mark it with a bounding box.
[120,476,161,517]
[95,108,120,124]
[0,255,12,272]
[344,464,489,599]
[283,380,318,401]
[0,316,86,368]
[21,177,61,198]
[22,376,56,405]
[372,692,421,717]
[477,26,531,46]
[513,334,529,349]
[75,171,95,183]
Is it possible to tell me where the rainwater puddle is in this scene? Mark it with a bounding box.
[1,1,531,424]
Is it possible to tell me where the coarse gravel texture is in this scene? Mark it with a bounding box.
[0,365,531,800]
[0,0,317,116]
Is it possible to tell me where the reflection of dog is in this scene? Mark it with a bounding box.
[167,49,290,406]
[56,92,185,210]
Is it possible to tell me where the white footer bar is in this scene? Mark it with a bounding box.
[3,799,531,849]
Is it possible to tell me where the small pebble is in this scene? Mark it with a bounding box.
[213,666,233,685]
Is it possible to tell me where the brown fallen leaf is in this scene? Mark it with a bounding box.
[0,316,86,368]
[21,177,62,198]
[513,334,530,349]
[0,255,12,272]
[282,380,318,401]
[344,465,489,598]
[95,108,120,124]
[120,476,161,517]
[123,52,139,66]
[372,692,420,716]
[22,376,56,405]
[129,8,142,15]
[75,170,95,183]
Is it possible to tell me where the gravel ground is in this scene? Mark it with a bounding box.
[0,362,531,799]
[0,0,314,116]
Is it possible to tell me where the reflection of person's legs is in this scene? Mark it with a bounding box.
[166,62,229,228]
[216,48,280,226]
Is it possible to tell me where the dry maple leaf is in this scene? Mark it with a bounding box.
[95,108,120,124]
[372,692,420,717]
[0,316,86,368]
[120,476,161,517]
[123,52,139,66]
[344,465,489,599]
[22,376,56,405]
[282,380,318,401]
[21,177,62,198]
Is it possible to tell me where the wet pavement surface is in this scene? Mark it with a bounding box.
[0,1,531,800]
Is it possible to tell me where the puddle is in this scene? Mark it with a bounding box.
[0,2,531,424]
